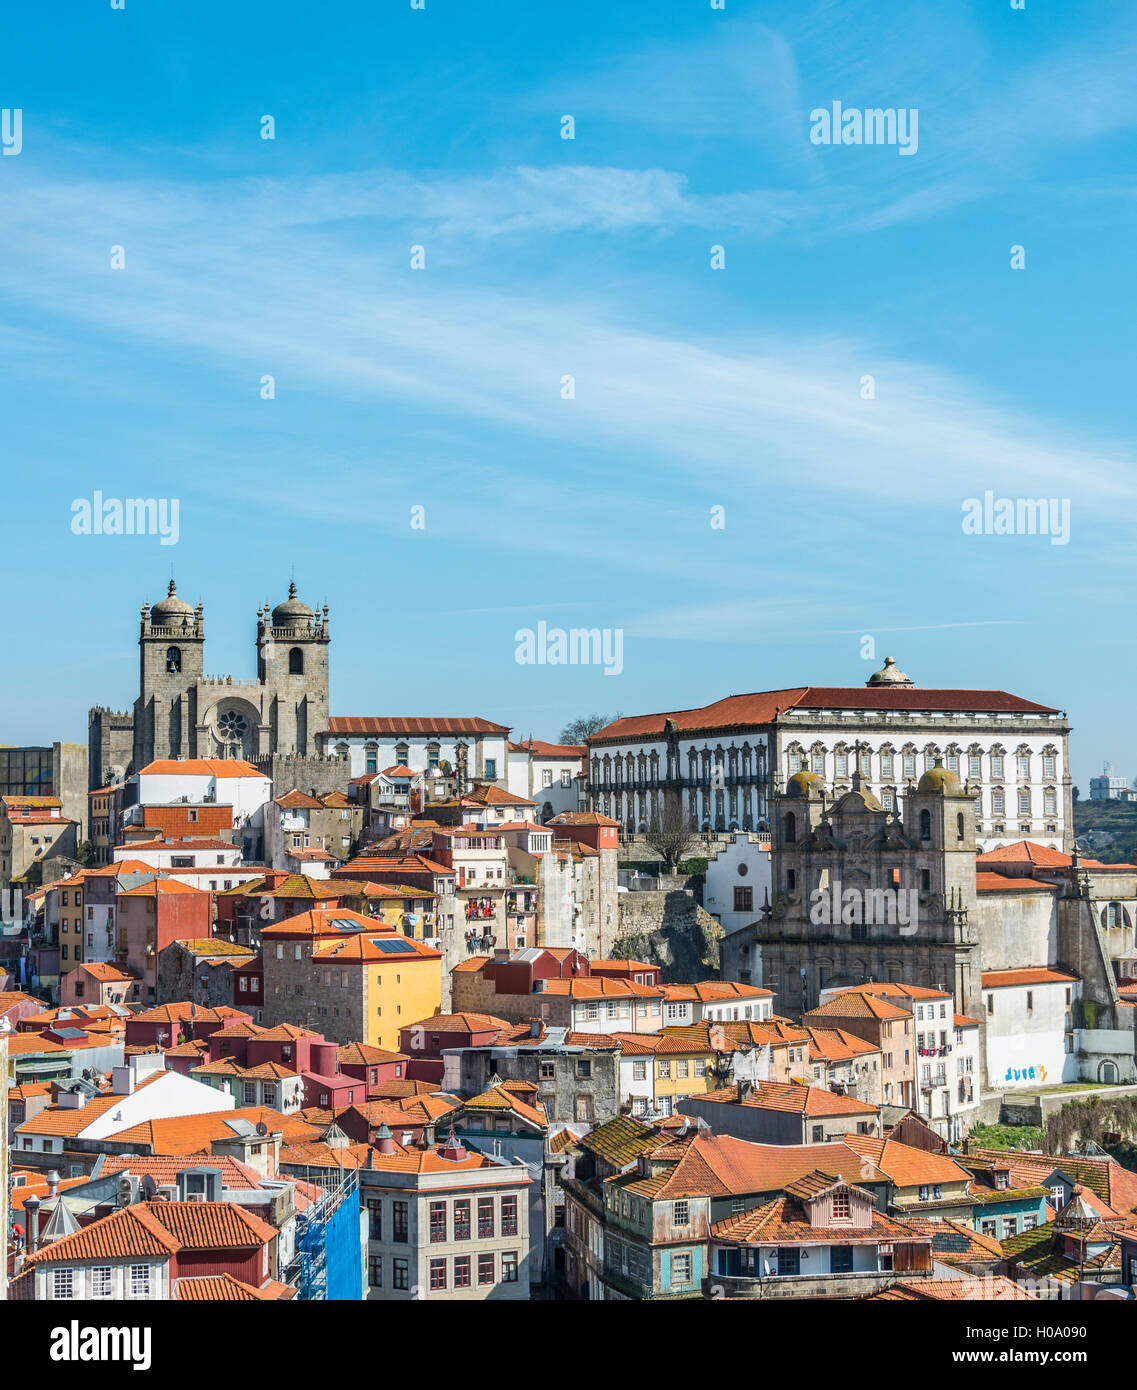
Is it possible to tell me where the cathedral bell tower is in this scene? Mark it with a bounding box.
[256,584,330,755]
[134,581,204,769]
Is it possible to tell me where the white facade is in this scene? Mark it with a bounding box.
[133,764,272,834]
[321,725,511,788]
[984,977,1077,1089]
[507,744,586,821]
[113,841,244,870]
[586,676,1071,854]
[703,833,772,935]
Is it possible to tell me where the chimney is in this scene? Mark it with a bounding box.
[111,1065,136,1095]
[46,1170,60,1199]
[24,1194,40,1253]
[375,1123,396,1156]
[529,1019,541,1038]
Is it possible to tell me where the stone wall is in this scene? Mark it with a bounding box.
[611,890,723,982]
[254,753,356,801]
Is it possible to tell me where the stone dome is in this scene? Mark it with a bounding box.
[917,757,963,795]
[866,655,913,687]
[786,769,824,797]
[150,580,194,626]
[271,582,315,630]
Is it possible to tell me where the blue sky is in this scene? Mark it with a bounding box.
[2,0,1135,790]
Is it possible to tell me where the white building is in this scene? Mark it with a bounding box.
[506,740,586,821]
[320,716,512,790]
[586,658,1072,854]
[132,759,272,858]
[702,833,772,935]
[981,967,1081,1089]
[1089,764,1137,802]
[112,838,244,870]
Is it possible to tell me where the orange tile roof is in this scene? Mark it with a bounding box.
[976,870,1060,893]
[662,981,773,1002]
[118,877,206,897]
[981,968,1079,988]
[871,1276,1037,1301]
[146,1200,277,1249]
[804,1026,881,1063]
[839,981,950,1001]
[176,1273,293,1300]
[700,1081,878,1117]
[461,783,535,807]
[338,1042,411,1066]
[804,993,910,1022]
[262,906,381,938]
[112,1106,319,1155]
[139,759,266,778]
[710,1180,919,1246]
[403,1012,510,1033]
[25,1203,181,1263]
[311,933,441,962]
[844,1135,972,1188]
[73,962,135,982]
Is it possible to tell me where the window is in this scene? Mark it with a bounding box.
[368,1255,383,1287]
[478,1253,495,1285]
[454,1256,471,1288]
[52,1269,75,1299]
[539,1060,555,1080]
[919,809,931,842]
[502,1195,518,1236]
[673,1200,689,1225]
[830,1245,853,1274]
[1017,754,1031,779]
[367,1199,383,1241]
[981,1219,997,1238]
[832,1189,850,1220]
[130,1265,151,1297]
[734,885,753,912]
[903,753,916,778]
[429,1258,447,1291]
[392,1200,409,1243]
[166,646,182,673]
[484,759,497,780]
[498,1250,518,1284]
[393,1258,409,1290]
[454,1199,471,1241]
[676,1059,689,1079]
[672,1251,693,1284]
[429,1201,447,1243]
[1003,1217,1018,1238]
[811,1124,824,1142]
[777,1248,800,1276]
[969,754,982,778]
[576,1059,591,1079]
[91,1266,112,1299]
[784,812,796,844]
[658,1060,671,1079]
[478,1197,495,1239]
[632,1060,647,1081]
[1018,790,1031,816]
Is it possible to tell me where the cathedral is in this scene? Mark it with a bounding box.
[89,581,330,786]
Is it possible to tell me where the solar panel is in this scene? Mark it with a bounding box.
[932,1232,969,1252]
[369,937,415,954]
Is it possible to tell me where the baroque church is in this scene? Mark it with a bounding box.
[721,756,984,1024]
[89,581,330,787]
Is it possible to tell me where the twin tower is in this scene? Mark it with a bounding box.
[89,582,330,786]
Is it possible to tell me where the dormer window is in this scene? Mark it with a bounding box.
[832,1189,851,1221]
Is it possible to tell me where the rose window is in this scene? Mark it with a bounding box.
[217,711,249,742]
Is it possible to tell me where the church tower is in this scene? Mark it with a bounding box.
[133,581,204,770]
[256,584,330,755]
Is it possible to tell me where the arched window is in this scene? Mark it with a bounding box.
[166,647,182,674]
[289,647,304,674]
[957,812,965,841]
[920,810,931,842]
[784,812,796,845]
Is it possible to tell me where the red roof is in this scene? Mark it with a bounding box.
[592,687,1060,741]
[139,759,265,778]
[328,716,510,736]
[981,968,1079,989]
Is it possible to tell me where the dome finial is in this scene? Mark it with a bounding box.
[867,655,914,688]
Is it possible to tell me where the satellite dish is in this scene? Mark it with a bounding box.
[140,1175,157,1199]
[255,1121,268,1136]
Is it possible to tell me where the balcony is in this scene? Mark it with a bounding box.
[703,1268,926,1300]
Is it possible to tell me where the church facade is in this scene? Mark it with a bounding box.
[89,581,330,787]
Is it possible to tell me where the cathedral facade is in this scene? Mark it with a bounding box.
[89,581,330,787]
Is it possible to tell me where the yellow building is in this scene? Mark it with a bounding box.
[261,906,441,1051]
